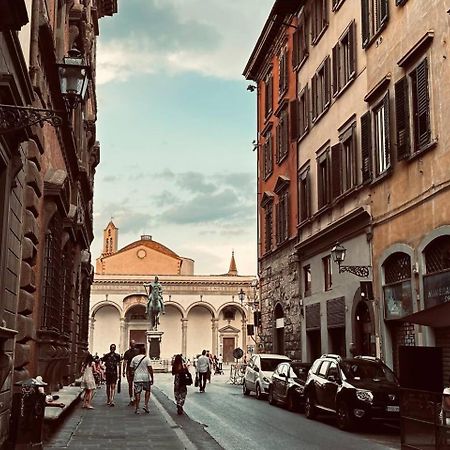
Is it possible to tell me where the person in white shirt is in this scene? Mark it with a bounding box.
[130,347,154,414]
[218,353,223,373]
[196,350,210,392]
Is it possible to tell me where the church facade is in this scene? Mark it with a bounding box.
[89,222,258,362]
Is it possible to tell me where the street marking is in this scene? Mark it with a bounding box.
[152,394,197,450]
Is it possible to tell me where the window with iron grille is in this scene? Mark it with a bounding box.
[293,13,308,69]
[264,202,274,252]
[332,21,356,97]
[317,148,331,209]
[61,244,74,336]
[265,71,273,117]
[298,166,311,222]
[276,189,289,245]
[298,84,309,139]
[42,213,63,332]
[276,107,289,163]
[396,58,432,161]
[323,255,332,291]
[361,0,389,48]
[383,252,413,320]
[263,132,273,179]
[424,236,450,274]
[312,56,331,122]
[312,0,328,44]
[278,47,289,97]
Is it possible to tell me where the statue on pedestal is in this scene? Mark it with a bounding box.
[145,276,165,331]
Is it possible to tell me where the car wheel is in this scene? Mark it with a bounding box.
[305,394,316,420]
[287,392,296,412]
[242,381,250,396]
[255,383,262,400]
[337,401,354,431]
[268,386,276,405]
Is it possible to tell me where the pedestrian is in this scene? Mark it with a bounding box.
[218,353,223,373]
[123,339,140,406]
[196,350,210,392]
[172,354,190,415]
[80,353,96,409]
[130,346,154,414]
[101,344,121,406]
[93,357,103,387]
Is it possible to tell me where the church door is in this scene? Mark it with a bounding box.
[130,330,146,347]
[223,337,235,363]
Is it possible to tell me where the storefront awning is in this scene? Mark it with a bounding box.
[400,301,450,327]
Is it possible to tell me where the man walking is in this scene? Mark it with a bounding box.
[196,350,210,392]
[123,340,140,405]
[130,346,154,414]
[101,344,121,406]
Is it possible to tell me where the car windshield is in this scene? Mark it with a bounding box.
[261,358,289,371]
[341,360,397,383]
[292,364,310,380]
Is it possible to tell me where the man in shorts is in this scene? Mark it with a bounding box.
[123,340,140,405]
[130,346,154,414]
[101,344,121,406]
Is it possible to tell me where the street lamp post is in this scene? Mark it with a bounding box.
[0,48,89,135]
[331,242,371,278]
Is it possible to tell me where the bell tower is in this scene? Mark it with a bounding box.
[102,220,118,256]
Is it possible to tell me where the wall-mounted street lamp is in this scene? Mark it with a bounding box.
[331,242,371,278]
[238,283,259,310]
[0,48,89,135]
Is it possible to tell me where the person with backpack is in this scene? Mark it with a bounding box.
[130,346,154,414]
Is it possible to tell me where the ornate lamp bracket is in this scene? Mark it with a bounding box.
[0,104,63,135]
[338,265,371,278]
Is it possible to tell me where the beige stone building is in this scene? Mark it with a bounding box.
[90,222,258,362]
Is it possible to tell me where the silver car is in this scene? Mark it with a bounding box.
[243,354,291,399]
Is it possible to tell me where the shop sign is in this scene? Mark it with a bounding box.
[423,271,450,308]
[384,280,413,320]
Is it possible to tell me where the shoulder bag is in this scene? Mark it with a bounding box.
[181,367,193,386]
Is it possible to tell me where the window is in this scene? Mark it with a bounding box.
[263,201,274,252]
[383,252,413,320]
[312,0,328,43]
[323,255,332,291]
[265,71,273,117]
[278,47,289,97]
[396,58,432,160]
[276,189,289,245]
[317,148,331,209]
[303,265,312,297]
[263,132,273,178]
[361,0,389,48]
[298,85,309,139]
[276,107,289,162]
[223,308,236,320]
[293,13,308,69]
[332,0,347,10]
[318,360,330,377]
[312,56,331,122]
[396,0,408,5]
[298,166,311,222]
[361,93,391,181]
[332,21,356,96]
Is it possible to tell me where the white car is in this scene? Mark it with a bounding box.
[243,354,291,399]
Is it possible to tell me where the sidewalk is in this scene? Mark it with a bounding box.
[45,382,194,449]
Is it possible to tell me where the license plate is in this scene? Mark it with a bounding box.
[386,405,399,412]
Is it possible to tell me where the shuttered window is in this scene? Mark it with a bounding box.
[312,56,331,122]
[395,77,410,160]
[264,202,274,252]
[276,190,289,245]
[312,0,329,44]
[263,132,273,178]
[289,100,298,142]
[332,0,346,10]
[361,0,389,48]
[323,255,332,291]
[276,107,289,163]
[338,122,357,193]
[332,21,356,96]
[298,85,309,139]
[293,14,308,69]
[278,48,289,97]
[317,148,331,209]
[373,94,391,176]
[265,71,273,117]
[360,111,372,182]
[298,167,311,222]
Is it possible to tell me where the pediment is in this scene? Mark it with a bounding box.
[218,325,240,334]
[260,191,275,207]
[274,175,290,194]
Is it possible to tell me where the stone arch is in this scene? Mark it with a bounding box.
[186,301,217,360]
[164,300,186,318]
[90,302,122,356]
[185,301,217,319]
[123,294,147,317]
[91,300,123,319]
[217,302,247,320]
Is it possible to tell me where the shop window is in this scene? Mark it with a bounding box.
[383,252,413,320]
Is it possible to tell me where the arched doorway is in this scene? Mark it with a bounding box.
[92,305,121,356]
[274,303,285,355]
[186,305,214,361]
[354,301,375,356]
[125,304,147,350]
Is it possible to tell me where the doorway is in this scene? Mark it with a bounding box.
[354,301,375,356]
[130,330,146,348]
[222,337,235,363]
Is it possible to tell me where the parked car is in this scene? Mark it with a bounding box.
[303,354,400,430]
[268,361,311,411]
[243,354,291,399]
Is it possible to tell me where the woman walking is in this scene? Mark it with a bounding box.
[172,354,189,415]
[81,353,96,409]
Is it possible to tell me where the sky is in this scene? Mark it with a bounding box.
[92,0,274,275]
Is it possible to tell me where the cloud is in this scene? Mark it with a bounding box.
[103,175,120,182]
[97,0,274,84]
[174,172,216,194]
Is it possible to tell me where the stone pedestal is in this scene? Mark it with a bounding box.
[146,331,163,360]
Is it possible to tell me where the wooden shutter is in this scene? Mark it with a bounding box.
[414,58,431,149]
[290,100,298,141]
[349,20,356,78]
[331,143,342,199]
[332,43,339,96]
[325,56,331,107]
[305,172,311,218]
[293,29,300,68]
[284,49,289,91]
[311,74,317,121]
[360,111,372,182]
[361,0,370,48]
[383,93,391,168]
[268,133,273,171]
[267,74,273,114]
[395,77,410,160]
[380,0,389,27]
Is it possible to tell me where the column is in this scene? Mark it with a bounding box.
[181,318,188,357]
[89,317,95,353]
[119,318,125,354]
[211,318,219,356]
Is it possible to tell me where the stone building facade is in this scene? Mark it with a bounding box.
[90,222,258,363]
[0,0,117,445]
[245,0,450,385]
